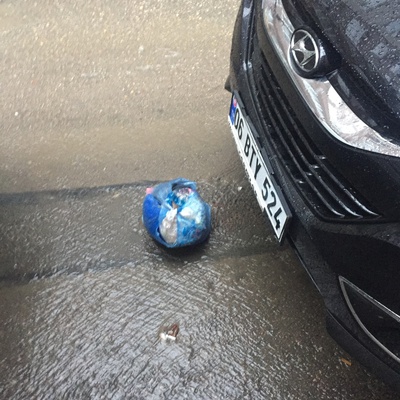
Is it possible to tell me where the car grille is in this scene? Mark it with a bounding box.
[247,30,380,222]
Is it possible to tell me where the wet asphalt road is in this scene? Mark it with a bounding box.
[0,0,398,399]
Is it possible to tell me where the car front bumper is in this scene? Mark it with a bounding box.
[227,0,400,391]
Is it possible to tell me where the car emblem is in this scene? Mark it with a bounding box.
[289,27,341,78]
[290,29,320,76]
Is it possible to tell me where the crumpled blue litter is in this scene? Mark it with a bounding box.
[142,178,211,248]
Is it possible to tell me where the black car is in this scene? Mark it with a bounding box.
[226,0,400,390]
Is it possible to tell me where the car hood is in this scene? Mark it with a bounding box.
[301,0,400,117]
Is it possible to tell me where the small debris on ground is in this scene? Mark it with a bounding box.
[340,357,352,367]
[159,324,180,341]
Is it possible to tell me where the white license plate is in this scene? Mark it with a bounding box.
[228,94,291,242]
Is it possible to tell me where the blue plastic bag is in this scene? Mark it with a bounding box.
[142,178,211,248]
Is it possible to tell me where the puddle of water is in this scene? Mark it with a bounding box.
[0,181,396,399]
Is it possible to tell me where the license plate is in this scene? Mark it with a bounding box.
[228,94,291,242]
